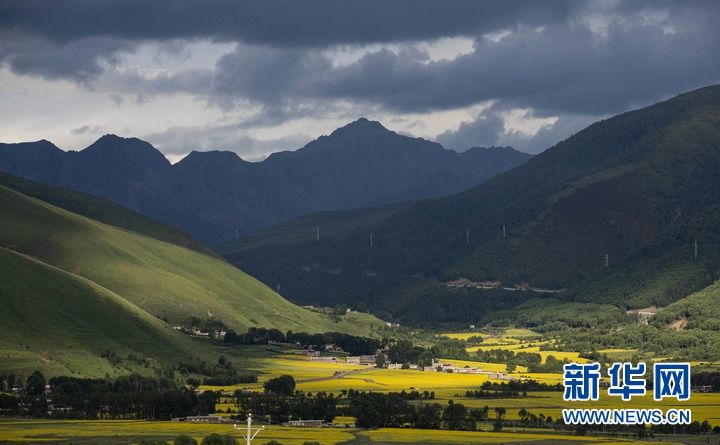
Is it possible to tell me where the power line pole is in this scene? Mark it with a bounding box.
[370,233,373,248]
[234,414,265,445]
[466,228,470,245]
[694,240,698,259]
[315,227,319,241]
[604,253,609,268]
[502,225,506,238]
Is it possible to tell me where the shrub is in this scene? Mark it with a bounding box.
[174,435,198,445]
[263,375,295,396]
[201,434,237,445]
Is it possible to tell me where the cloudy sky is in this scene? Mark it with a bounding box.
[1,0,718,162]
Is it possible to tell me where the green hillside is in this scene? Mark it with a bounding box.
[0,172,217,257]
[0,184,383,334]
[0,247,214,377]
[652,279,720,331]
[221,200,413,256]
[227,84,720,326]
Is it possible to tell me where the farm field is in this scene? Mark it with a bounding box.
[4,331,720,444]
[220,356,720,425]
[0,419,354,445]
[467,343,589,364]
[198,336,720,429]
[455,392,720,425]
[208,331,574,394]
[0,419,692,445]
[206,331,720,427]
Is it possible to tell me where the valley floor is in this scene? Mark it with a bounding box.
[2,330,719,445]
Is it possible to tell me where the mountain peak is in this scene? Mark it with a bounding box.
[330,118,389,137]
[0,139,63,154]
[80,134,170,169]
[175,150,248,170]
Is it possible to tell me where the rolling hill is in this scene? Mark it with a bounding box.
[0,172,216,257]
[0,179,384,376]
[0,119,532,245]
[0,247,213,377]
[225,84,720,326]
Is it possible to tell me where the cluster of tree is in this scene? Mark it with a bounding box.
[464,389,526,399]
[465,380,562,399]
[0,373,23,392]
[516,408,554,428]
[386,340,433,367]
[556,323,720,362]
[475,349,568,372]
[465,335,485,345]
[691,371,720,392]
[224,329,382,356]
[179,356,257,387]
[577,350,613,364]
[263,375,296,396]
[0,371,217,420]
[183,316,228,336]
[99,350,151,367]
[429,339,470,360]
[231,377,441,429]
[342,392,504,431]
[232,376,336,423]
[650,420,720,435]
[0,371,48,416]
[224,327,286,344]
[479,380,562,392]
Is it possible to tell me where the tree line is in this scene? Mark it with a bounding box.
[223,328,382,356]
[0,371,217,420]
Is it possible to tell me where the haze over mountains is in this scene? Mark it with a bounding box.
[225,84,720,327]
[0,118,531,245]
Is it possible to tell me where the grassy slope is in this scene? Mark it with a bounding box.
[0,247,214,376]
[0,172,217,257]
[0,184,383,336]
[221,200,414,256]
[652,278,720,330]
[563,109,720,308]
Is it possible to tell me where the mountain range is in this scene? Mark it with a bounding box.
[223,84,720,329]
[0,118,531,245]
[3,83,720,372]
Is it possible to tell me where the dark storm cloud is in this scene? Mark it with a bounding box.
[0,34,132,82]
[0,0,572,46]
[2,1,718,115]
[0,0,574,85]
[195,3,720,118]
[310,12,720,115]
[1,0,719,154]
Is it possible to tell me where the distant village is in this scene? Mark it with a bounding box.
[444,278,565,294]
[294,347,514,380]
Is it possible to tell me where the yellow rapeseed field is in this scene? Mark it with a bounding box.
[358,427,676,444]
[0,420,354,445]
[0,420,689,444]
